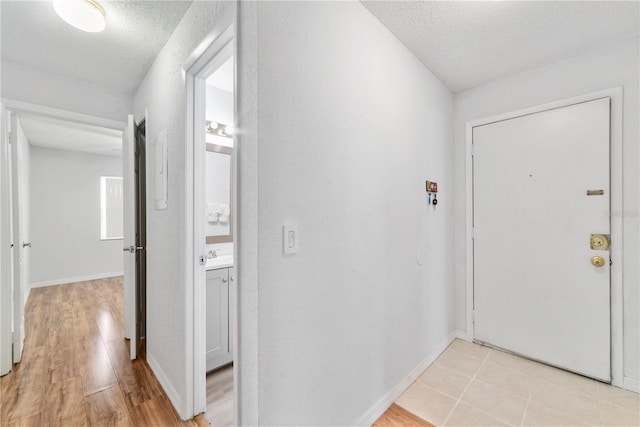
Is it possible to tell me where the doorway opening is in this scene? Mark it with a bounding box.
[183,20,237,423]
[0,103,130,375]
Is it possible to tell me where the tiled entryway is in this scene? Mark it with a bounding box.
[395,340,640,426]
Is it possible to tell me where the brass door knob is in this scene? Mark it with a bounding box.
[591,256,605,267]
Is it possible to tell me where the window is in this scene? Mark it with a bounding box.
[100,176,123,240]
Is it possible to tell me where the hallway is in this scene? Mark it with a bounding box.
[0,278,205,426]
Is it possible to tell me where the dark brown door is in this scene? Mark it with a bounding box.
[135,120,147,355]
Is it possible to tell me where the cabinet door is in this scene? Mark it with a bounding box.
[229,267,235,356]
[206,268,229,372]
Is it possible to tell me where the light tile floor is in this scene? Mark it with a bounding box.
[395,340,640,427]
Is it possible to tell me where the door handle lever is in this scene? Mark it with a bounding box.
[23,242,31,248]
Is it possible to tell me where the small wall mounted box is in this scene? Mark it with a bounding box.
[425,181,438,193]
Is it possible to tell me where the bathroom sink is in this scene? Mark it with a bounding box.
[206,255,234,270]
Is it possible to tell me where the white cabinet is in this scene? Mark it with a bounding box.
[206,266,234,372]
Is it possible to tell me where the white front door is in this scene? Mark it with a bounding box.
[123,114,137,360]
[473,98,611,381]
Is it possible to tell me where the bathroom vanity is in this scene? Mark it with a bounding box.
[204,141,235,373]
[206,262,234,372]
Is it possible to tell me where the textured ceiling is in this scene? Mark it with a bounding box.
[20,114,122,157]
[1,0,192,94]
[362,1,640,92]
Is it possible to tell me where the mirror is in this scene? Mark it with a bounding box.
[205,143,233,243]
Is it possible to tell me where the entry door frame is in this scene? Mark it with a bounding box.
[464,87,624,388]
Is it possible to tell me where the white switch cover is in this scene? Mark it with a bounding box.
[283,222,298,254]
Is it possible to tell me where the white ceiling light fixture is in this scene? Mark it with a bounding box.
[53,0,106,33]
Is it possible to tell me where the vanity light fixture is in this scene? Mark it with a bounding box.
[53,0,106,33]
[206,120,233,139]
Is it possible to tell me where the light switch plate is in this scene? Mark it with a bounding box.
[283,222,298,254]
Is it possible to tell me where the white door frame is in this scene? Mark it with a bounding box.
[9,112,25,364]
[465,87,624,388]
[0,104,13,375]
[183,6,237,421]
[1,99,126,131]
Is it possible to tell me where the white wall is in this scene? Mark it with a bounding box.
[256,2,455,424]
[132,1,234,418]
[206,85,233,125]
[453,38,640,383]
[29,147,123,286]
[1,60,132,124]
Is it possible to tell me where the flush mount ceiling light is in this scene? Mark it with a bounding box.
[53,0,106,33]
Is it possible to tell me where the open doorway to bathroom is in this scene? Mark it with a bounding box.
[183,20,236,424]
[203,54,235,426]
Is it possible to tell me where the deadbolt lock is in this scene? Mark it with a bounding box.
[591,256,605,268]
[590,234,610,251]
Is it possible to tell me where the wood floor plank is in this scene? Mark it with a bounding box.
[3,412,43,427]
[85,385,133,427]
[103,338,161,408]
[96,308,124,342]
[47,342,82,385]
[373,403,436,427]
[77,338,119,396]
[41,376,85,423]
[42,409,89,427]
[0,382,45,423]
[127,395,182,426]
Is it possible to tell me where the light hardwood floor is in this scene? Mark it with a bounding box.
[0,277,208,427]
[206,364,233,427]
[373,404,436,427]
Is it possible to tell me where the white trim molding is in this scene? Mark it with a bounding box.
[147,351,183,415]
[30,271,124,288]
[464,87,625,388]
[355,330,463,426]
[1,98,126,131]
[623,377,640,393]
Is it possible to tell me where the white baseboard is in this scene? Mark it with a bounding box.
[623,377,639,393]
[30,272,123,288]
[455,329,470,341]
[147,351,184,419]
[355,329,462,426]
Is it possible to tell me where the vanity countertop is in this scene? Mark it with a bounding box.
[206,255,234,270]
